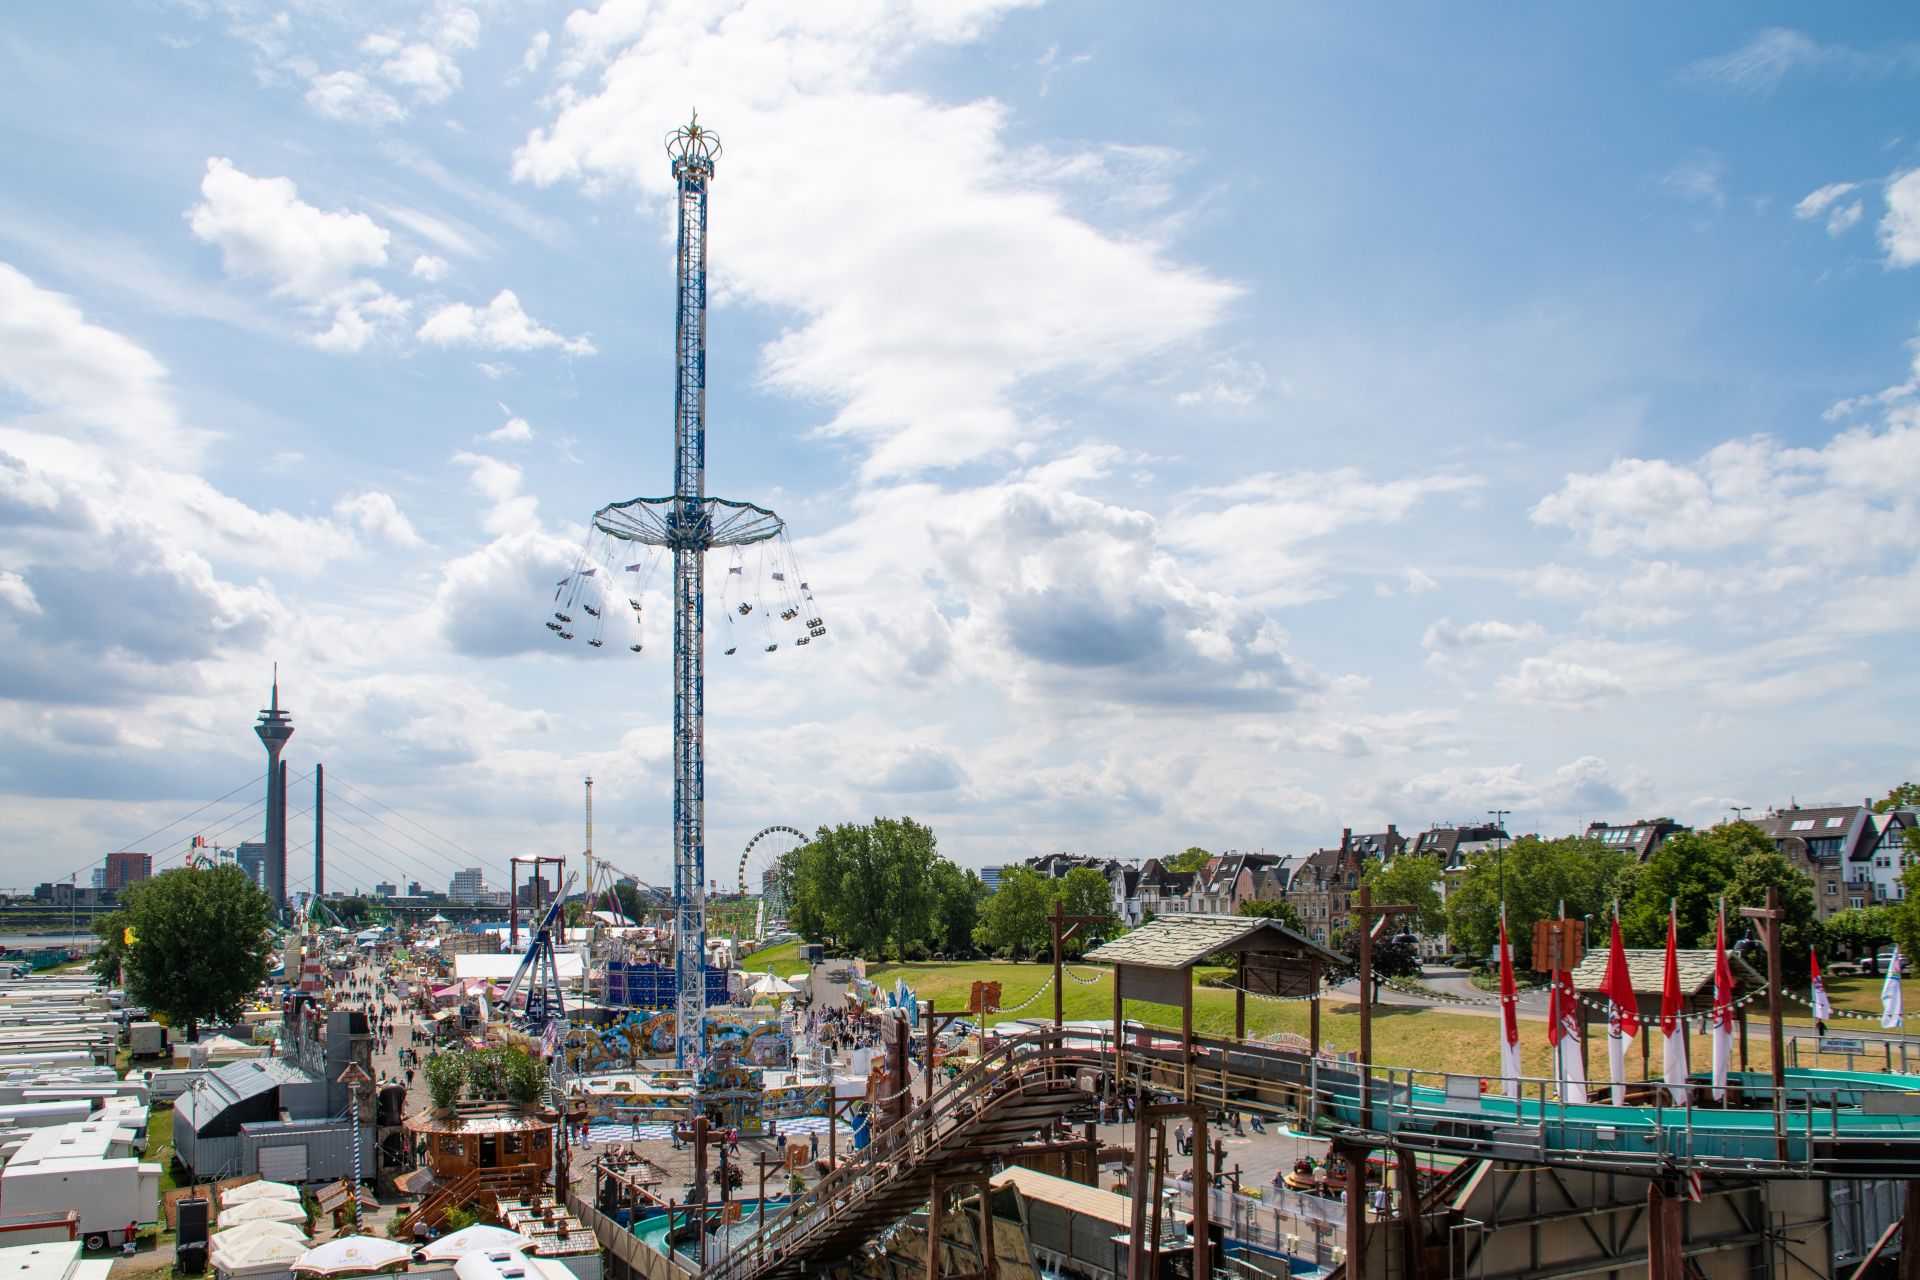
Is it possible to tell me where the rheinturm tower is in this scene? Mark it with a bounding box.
[254,668,293,914]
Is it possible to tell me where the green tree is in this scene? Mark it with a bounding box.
[424,1052,465,1111]
[89,911,129,986]
[929,862,985,958]
[119,866,274,1039]
[973,866,1051,959]
[1724,850,1821,980]
[1874,782,1920,812]
[1361,854,1445,936]
[563,900,588,927]
[1054,867,1119,957]
[1237,897,1303,931]
[611,883,651,925]
[1444,835,1631,968]
[1618,829,1742,951]
[1896,857,1920,962]
[1161,848,1212,875]
[1824,906,1895,960]
[782,817,945,959]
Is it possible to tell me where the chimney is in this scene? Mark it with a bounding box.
[1341,826,1352,849]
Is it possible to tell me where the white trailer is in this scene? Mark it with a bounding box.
[0,1156,159,1251]
[138,1068,204,1103]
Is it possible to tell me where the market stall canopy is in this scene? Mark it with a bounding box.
[412,1226,536,1263]
[220,1179,302,1204]
[427,913,451,924]
[211,1221,310,1247]
[217,1199,308,1228]
[293,1235,412,1276]
[748,973,798,997]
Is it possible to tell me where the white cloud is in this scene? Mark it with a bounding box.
[1679,28,1827,95]
[417,291,596,356]
[187,159,406,351]
[1658,153,1727,210]
[522,30,551,72]
[484,409,534,443]
[1496,657,1627,710]
[1795,181,1864,236]
[306,71,404,126]
[333,491,424,548]
[1422,617,1544,649]
[1881,169,1920,269]
[411,254,451,282]
[1374,756,1647,824]
[513,0,1235,477]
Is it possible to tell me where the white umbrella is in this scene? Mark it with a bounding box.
[293,1236,412,1276]
[221,1179,302,1204]
[212,1221,310,1247]
[412,1226,535,1263]
[217,1200,308,1228]
[213,1233,309,1273]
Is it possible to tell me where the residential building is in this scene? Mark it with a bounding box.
[1129,859,1196,920]
[1023,852,1118,880]
[1751,803,1875,920]
[1848,808,1918,906]
[1287,843,1365,945]
[1583,819,1688,860]
[102,852,151,892]
[1412,823,1508,874]
[448,868,488,904]
[1189,851,1287,915]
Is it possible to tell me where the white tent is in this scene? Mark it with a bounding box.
[749,973,798,997]
[211,1221,309,1247]
[213,1232,310,1278]
[412,1226,535,1263]
[221,1180,302,1205]
[293,1236,411,1276]
[217,1199,308,1228]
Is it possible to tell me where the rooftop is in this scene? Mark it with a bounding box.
[1085,913,1342,970]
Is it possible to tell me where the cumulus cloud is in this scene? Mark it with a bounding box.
[410,254,451,282]
[512,0,1236,477]
[187,158,406,351]
[304,4,481,126]
[484,409,534,443]
[0,263,421,708]
[417,291,595,356]
[1882,169,1920,269]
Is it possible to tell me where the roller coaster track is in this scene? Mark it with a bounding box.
[685,1027,1920,1280]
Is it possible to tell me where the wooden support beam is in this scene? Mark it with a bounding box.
[977,1179,997,1280]
[1646,1181,1683,1280]
[927,1178,943,1280]
[1235,952,1247,1041]
[1127,1105,1152,1280]
[1192,1111,1211,1280]
[1903,1180,1920,1280]
[1398,1148,1424,1280]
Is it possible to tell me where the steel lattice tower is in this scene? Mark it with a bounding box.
[589,116,786,1069]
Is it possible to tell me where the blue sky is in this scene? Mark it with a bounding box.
[2,2,1918,897]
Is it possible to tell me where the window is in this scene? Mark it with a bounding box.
[1826,817,1846,828]
[1850,896,1864,910]
[1791,819,1815,831]
[1826,882,1838,895]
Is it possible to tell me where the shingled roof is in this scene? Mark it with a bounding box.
[1085,913,1343,970]
[1568,948,1766,995]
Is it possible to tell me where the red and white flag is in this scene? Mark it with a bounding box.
[1498,911,1523,1098]
[1661,907,1688,1104]
[1546,912,1587,1104]
[1810,950,1834,1025]
[1710,907,1734,1101]
[1600,913,1641,1105]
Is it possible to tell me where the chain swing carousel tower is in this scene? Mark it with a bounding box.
[586,117,790,1070]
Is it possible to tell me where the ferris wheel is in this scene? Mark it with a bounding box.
[739,825,807,931]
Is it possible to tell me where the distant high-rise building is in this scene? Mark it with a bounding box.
[90,868,106,891]
[515,876,552,908]
[103,852,152,892]
[449,868,487,903]
[980,866,1004,893]
[235,842,268,890]
[373,882,397,898]
[253,670,294,914]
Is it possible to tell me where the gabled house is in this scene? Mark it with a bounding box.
[1752,804,1874,920]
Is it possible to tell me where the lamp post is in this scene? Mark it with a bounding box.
[1487,810,1511,950]
[1731,805,1752,825]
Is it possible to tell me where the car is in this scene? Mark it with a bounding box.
[1868,949,1899,976]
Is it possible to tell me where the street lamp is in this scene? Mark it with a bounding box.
[1487,810,1511,915]
[1731,805,1752,825]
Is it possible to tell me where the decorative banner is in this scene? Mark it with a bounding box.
[1881,946,1904,1030]
[1710,911,1734,1102]
[1496,913,1522,1100]
[1661,909,1687,1104]
[1599,915,1641,1106]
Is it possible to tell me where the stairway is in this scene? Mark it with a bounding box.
[705,1030,1099,1280]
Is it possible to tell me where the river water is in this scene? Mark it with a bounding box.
[0,934,93,949]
